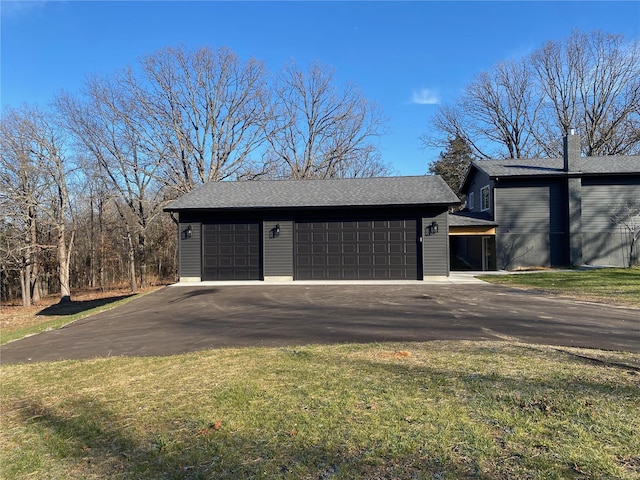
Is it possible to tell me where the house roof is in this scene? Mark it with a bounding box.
[448,211,498,228]
[164,175,461,211]
[461,155,640,191]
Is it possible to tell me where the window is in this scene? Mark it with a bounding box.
[467,192,475,210]
[481,186,490,211]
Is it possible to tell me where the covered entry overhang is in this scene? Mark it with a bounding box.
[449,213,498,271]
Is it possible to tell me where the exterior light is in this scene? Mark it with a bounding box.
[425,221,438,236]
[183,225,192,239]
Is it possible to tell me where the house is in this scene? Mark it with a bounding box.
[164,176,460,282]
[453,132,640,270]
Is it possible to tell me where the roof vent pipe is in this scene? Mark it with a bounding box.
[563,129,581,172]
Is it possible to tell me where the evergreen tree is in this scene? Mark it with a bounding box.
[428,135,475,199]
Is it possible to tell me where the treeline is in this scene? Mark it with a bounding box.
[1,45,390,306]
[3,30,638,305]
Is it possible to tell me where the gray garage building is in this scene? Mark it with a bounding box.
[164,176,460,282]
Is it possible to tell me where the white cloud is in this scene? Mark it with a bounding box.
[1,1,48,20]
[411,88,440,105]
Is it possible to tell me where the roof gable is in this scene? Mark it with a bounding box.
[165,175,460,211]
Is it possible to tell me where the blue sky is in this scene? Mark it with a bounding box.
[2,1,639,175]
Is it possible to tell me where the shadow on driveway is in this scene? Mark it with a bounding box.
[36,294,135,317]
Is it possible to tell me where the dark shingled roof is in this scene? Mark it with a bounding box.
[164,175,460,211]
[470,156,640,178]
[448,211,498,228]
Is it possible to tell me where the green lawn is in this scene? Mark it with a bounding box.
[2,341,639,479]
[479,267,640,308]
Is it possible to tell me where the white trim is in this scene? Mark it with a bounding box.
[264,276,294,282]
[480,185,490,211]
[468,191,475,210]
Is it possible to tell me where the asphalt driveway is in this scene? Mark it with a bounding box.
[2,283,640,364]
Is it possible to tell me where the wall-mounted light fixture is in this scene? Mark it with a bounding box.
[183,225,192,240]
[424,221,438,236]
[270,224,281,239]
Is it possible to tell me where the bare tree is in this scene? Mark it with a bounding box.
[426,30,640,159]
[532,30,640,156]
[427,59,542,159]
[0,105,76,303]
[28,108,76,302]
[0,107,44,306]
[131,45,272,193]
[611,202,640,267]
[265,61,390,179]
[57,76,165,292]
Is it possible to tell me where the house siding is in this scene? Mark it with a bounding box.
[178,221,202,280]
[582,178,640,266]
[494,181,568,269]
[466,169,492,215]
[423,211,449,277]
[174,205,452,281]
[263,220,294,279]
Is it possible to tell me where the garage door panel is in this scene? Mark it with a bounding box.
[343,232,357,242]
[374,255,389,265]
[358,244,372,254]
[343,255,357,265]
[327,255,341,265]
[203,223,260,280]
[295,219,418,280]
[374,244,387,253]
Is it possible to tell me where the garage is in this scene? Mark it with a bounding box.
[294,219,418,280]
[202,223,260,280]
[164,175,459,282]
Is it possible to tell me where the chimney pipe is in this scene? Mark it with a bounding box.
[563,129,581,172]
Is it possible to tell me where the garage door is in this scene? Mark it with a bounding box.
[295,220,418,280]
[202,223,260,280]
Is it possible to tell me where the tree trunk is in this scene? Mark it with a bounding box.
[28,206,40,304]
[20,266,31,307]
[57,223,72,303]
[630,230,640,267]
[138,232,147,288]
[126,228,138,293]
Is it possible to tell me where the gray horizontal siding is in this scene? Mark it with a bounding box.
[466,170,492,214]
[423,211,449,276]
[179,222,201,278]
[494,183,568,268]
[582,181,640,231]
[583,231,634,267]
[496,233,550,269]
[495,186,549,233]
[495,184,567,233]
[263,221,293,277]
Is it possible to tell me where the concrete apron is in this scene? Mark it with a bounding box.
[170,273,491,287]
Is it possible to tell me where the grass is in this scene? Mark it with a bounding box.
[2,341,639,479]
[0,288,159,345]
[478,267,640,308]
